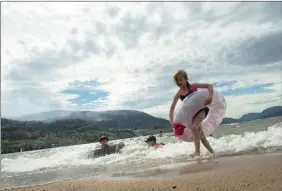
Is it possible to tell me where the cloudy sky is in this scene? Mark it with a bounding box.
[1,2,282,119]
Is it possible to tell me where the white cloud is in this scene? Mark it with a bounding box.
[1,2,282,119]
[225,89,281,118]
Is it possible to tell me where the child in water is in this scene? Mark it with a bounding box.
[145,136,165,148]
[169,69,215,156]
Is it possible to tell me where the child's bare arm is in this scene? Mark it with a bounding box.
[169,92,180,124]
[191,83,213,98]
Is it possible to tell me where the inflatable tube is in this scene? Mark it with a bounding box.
[88,142,125,158]
[173,89,226,142]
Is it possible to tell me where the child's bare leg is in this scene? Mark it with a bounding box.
[199,128,214,153]
[190,111,205,156]
[196,116,215,154]
[201,137,214,153]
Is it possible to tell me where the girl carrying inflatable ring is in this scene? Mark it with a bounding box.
[169,70,226,157]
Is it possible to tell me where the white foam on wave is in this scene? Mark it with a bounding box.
[1,123,282,173]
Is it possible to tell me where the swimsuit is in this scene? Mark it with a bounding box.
[154,143,165,148]
[179,83,209,118]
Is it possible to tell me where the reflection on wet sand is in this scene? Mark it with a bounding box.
[108,157,218,179]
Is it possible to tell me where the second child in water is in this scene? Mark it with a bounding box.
[169,69,215,156]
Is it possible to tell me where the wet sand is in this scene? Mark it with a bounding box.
[8,153,282,191]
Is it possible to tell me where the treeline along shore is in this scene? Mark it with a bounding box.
[1,118,171,154]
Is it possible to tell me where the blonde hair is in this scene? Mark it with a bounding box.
[173,69,188,85]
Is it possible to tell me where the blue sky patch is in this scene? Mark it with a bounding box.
[68,80,101,89]
[63,80,108,104]
[62,88,109,104]
[248,99,280,105]
[220,82,277,96]
[213,81,237,88]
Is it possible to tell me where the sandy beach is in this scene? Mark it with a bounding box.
[7,153,282,191]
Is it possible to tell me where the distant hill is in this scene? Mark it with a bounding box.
[221,117,239,124]
[13,106,282,125]
[13,110,170,130]
[222,106,282,124]
[11,106,282,126]
[240,106,282,121]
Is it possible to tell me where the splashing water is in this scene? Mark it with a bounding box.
[1,122,282,189]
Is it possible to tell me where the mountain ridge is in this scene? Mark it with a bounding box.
[9,110,169,130]
[11,106,282,125]
[222,106,282,124]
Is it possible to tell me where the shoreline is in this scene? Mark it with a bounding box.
[6,152,282,191]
